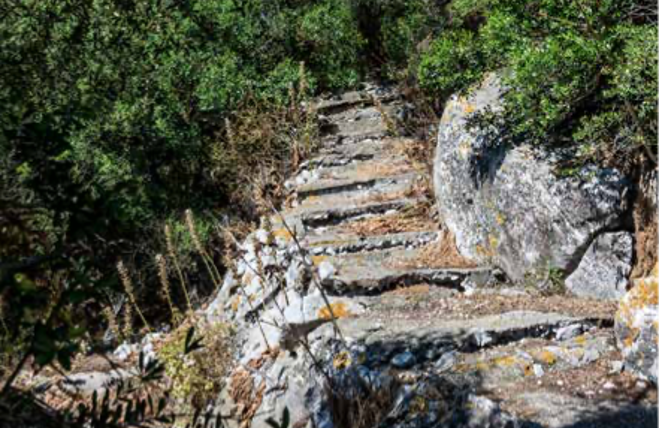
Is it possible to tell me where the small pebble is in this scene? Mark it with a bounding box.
[533,364,545,378]
[391,351,416,369]
[557,380,564,386]
[603,381,616,390]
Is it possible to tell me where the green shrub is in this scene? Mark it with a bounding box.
[573,24,658,164]
[298,0,365,90]
[417,29,485,97]
[0,0,355,377]
[503,31,606,140]
[416,0,657,167]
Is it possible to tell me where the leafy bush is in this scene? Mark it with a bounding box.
[416,0,658,167]
[298,0,365,89]
[0,0,353,384]
[417,29,484,97]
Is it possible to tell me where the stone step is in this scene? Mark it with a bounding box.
[305,137,414,168]
[322,117,389,141]
[296,172,422,200]
[315,86,399,115]
[315,91,368,114]
[303,138,412,170]
[304,230,438,255]
[309,156,412,184]
[445,328,612,381]
[293,197,425,229]
[291,173,421,214]
[311,308,610,363]
[316,245,491,294]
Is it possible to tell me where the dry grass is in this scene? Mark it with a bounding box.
[0,387,70,428]
[389,229,477,269]
[341,203,435,237]
[325,378,400,428]
[229,347,281,428]
[374,289,618,323]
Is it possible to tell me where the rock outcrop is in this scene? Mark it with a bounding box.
[565,232,634,300]
[200,84,656,428]
[433,73,631,284]
[615,264,659,384]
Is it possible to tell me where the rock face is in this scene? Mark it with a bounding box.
[615,264,659,384]
[565,232,634,300]
[433,73,631,283]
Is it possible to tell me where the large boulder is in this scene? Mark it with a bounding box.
[615,264,659,384]
[564,231,633,300]
[433,73,631,283]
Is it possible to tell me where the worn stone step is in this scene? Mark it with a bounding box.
[316,245,491,294]
[315,91,368,114]
[310,156,412,184]
[315,86,399,115]
[323,117,389,141]
[290,172,421,214]
[445,329,615,389]
[296,171,422,200]
[311,308,608,362]
[500,390,656,428]
[305,137,414,168]
[304,230,438,255]
[294,197,425,229]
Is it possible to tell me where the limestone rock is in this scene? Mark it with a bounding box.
[615,265,659,384]
[433,73,631,282]
[565,232,633,300]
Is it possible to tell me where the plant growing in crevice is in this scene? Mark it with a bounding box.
[159,322,233,410]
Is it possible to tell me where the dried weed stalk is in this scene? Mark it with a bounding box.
[164,224,193,313]
[156,254,182,326]
[185,209,222,289]
[117,260,150,333]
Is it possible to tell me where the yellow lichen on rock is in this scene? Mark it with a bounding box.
[272,227,293,242]
[311,255,328,266]
[616,262,658,330]
[614,261,658,383]
[231,296,241,312]
[333,351,351,370]
[318,302,351,320]
[534,349,557,366]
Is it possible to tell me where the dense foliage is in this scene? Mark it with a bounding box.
[0,0,364,374]
[0,1,657,419]
[417,0,658,168]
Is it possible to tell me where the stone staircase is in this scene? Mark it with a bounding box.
[209,84,657,428]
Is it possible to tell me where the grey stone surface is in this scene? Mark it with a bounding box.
[328,310,588,352]
[566,232,633,300]
[318,246,490,293]
[433,73,631,283]
[615,272,659,384]
[511,391,657,428]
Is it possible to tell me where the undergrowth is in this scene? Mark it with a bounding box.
[159,320,234,409]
